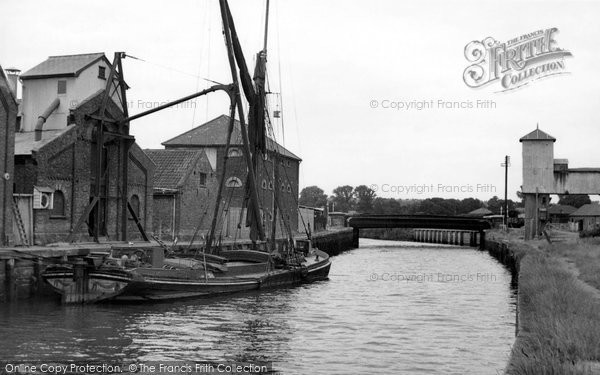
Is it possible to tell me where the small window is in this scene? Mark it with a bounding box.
[228,148,242,158]
[268,181,273,190]
[261,179,267,189]
[287,184,292,193]
[51,190,65,218]
[281,182,285,192]
[98,66,106,79]
[199,172,207,187]
[226,177,243,188]
[287,160,291,167]
[57,80,67,95]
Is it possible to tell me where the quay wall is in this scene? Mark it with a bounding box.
[0,229,356,302]
[311,228,356,256]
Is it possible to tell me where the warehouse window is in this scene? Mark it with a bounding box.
[98,66,106,79]
[226,177,242,188]
[228,148,241,157]
[57,80,67,95]
[199,172,207,187]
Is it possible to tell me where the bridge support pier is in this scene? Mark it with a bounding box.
[352,227,359,248]
[479,230,486,250]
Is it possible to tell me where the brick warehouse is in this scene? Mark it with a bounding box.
[146,149,218,241]
[12,53,154,245]
[162,114,302,239]
[0,66,17,246]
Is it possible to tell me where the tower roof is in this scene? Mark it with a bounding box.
[519,127,556,142]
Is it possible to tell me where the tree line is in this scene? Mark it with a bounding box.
[299,185,593,216]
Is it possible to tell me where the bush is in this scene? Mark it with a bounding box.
[579,227,600,238]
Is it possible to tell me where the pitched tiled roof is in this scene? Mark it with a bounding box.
[20,53,108,80]
[145,149,208,190]
[570,204,600,217]
[519,127,556,142]
[162,114,301,161]
[547,204,577,215]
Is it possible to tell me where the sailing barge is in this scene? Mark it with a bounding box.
[42,0,333,303]
[43,245,331,303]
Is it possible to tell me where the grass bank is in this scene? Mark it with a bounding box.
[494,232,600,374]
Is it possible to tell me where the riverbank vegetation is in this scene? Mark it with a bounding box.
[298,185,520,215]
[495,233,600,374]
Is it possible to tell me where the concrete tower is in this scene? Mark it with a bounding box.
[520,126,556,239]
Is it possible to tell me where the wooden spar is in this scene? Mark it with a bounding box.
[263,0,270,52]
[219,0,266,242]
[67,53,123,243]
[93,53,122,241]
[206,101,237,253]
[118,56,130,241]
[119,84,232,124]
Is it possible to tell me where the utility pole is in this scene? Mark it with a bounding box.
[501,155,510,228]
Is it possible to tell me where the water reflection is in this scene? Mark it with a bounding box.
[0,239,516,374]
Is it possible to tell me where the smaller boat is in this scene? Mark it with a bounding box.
[42,242,331,304]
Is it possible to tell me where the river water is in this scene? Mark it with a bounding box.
[0,239,516,374]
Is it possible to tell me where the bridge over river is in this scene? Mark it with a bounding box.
[347,215,492,248]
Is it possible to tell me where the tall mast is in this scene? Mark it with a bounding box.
[263,0,270,53]
[219,0,266,243]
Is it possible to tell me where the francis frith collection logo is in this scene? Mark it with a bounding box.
[463,28,572,92]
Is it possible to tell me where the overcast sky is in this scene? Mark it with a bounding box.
[2,0,599,201]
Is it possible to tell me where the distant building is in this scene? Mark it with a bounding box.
[520,126,600,239]
[570,203,600,231]
[547,204,577,224]
[465,207,492,217]
[162,115,301,239]
[146,149,217,241]
[0,66,17,246]
[298,205,326,234]
[327,212,348,228]
[12,53,153,244]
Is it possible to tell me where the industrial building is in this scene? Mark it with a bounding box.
[162,114,302,239]
[11,53,154,245]
[146,149,217,241]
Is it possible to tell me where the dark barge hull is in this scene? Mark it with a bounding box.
[42,251,332,303]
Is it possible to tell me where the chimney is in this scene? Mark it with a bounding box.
[5,67,20,98]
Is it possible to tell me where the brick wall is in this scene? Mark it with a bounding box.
[215,146,300,238]
[15,90,154,244]
[163,144,301,240]
[151,151,217,242]
[176,153,217,240]
[0,68,17,246]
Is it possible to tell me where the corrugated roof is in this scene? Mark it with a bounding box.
[465,207,493,217]
[519,127,556,142]
[547,204,577,215]
[145,149,208,190]
[14,127,74,155]
[20,53,108,80]
[570,204,600,217]
[162,114,302,161]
